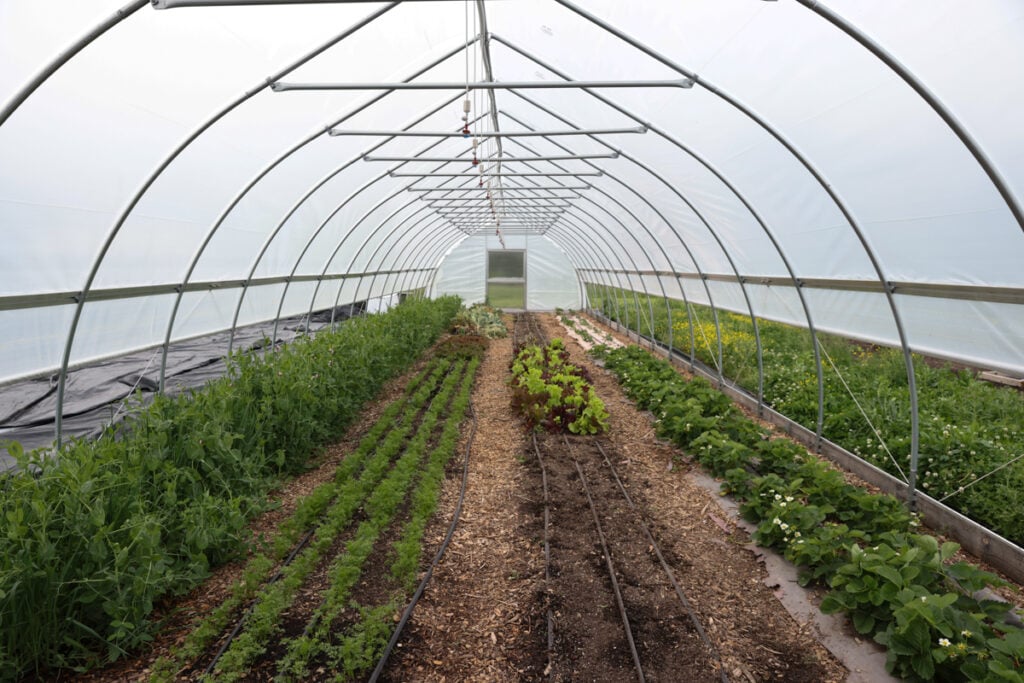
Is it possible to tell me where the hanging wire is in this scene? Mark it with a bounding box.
[817,339,908,482]
[472,0,478,125]
[460,0,472,138]
[464,0,470,96]
[688,304,723,374]
[938,452,1024,503]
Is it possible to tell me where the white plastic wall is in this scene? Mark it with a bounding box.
[433,233,580,310]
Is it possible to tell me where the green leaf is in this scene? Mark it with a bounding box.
[853,612,876,635]
[915,534,938,555]
[940,541,960,561]
[989,628,1024,656]
[820,594,847,614]
[873,564,903,588]
[887,634,919,657]
[910,652,935,680]
[900,564,921,583]
[903,618,931,652]
[988,659,1024,682]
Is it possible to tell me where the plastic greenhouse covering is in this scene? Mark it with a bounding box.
[1,1,1023,462]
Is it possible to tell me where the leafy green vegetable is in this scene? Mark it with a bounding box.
[510,339,608,434]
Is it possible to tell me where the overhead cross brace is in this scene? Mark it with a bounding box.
[272,78,693,91]
[154,0,461,6]
[436,211,567,217]
[365,153,618,162]
[424,198,576,204]
[470,219,556,224]
[390,171,602,178]
[329,126,646,137]
[410,186,590,192]
[450,221,555,226]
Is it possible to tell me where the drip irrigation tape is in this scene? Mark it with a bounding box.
[203,527,317,676]
[531,430,556,676]
[594,439,729,683]
[565,435,645,683]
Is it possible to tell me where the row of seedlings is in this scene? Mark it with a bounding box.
[151,334,485,681]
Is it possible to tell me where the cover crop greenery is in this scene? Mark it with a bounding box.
[510,339,608,434]
[599,344,1024,682]
[0,295,461,680]
[591,287,1024,547]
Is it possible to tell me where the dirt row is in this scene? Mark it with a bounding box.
[535,431,723,681]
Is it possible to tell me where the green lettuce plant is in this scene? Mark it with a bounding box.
[509,339,608,434]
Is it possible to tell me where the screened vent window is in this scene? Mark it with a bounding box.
[487,250,526,309]
[488,251,525,279]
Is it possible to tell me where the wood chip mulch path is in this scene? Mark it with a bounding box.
[382,330,545,682]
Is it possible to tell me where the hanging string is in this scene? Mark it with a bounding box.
[938,452,1024,503]
[817,339,908,482]
[474,5,484,184]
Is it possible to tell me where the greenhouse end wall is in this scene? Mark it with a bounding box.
[432,233,580,310]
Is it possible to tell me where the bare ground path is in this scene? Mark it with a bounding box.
[382,330,545,682]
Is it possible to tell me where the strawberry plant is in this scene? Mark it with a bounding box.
[600,343,1024,681]
[597,289,1024,549]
